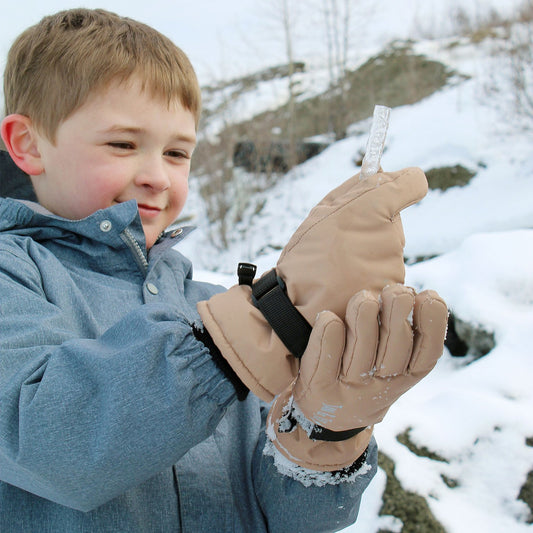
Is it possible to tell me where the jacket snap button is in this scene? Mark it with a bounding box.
[100,220,112,232]
[170,228,183,238]
[146,283,159,295]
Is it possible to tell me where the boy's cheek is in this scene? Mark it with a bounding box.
[174,182,189,211]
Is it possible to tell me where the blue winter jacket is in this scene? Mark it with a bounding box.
[0,195,377,532]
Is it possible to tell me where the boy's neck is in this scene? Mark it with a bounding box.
[17,199,54,216]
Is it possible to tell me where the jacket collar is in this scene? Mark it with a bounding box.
[0,196,143,245]
[0,196,195,256]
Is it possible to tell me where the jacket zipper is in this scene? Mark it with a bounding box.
[121,228,149,276]
[173,465,184,532]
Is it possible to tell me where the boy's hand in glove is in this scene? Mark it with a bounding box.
[198,167,428,401]
[267,285,448,471]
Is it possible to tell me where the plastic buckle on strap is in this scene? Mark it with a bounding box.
[238,262,257,286]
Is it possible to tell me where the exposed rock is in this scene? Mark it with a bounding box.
[378,451,446,533]
[519,470,533,524]
[233,140,329,173]
[425,164,476,191]
[445,312,495,358]
[397,428,449,463]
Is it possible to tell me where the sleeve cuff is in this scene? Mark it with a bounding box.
[193,325,249,401]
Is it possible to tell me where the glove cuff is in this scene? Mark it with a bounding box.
[264,437,373,487]
[267,387,373,472]
[197,284,298,402]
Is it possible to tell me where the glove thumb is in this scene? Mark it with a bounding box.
[297,310,345,396]
[355,167,428,226]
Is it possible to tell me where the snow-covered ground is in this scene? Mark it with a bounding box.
[180,17,533,533]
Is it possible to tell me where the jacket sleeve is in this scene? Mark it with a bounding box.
[252,403,378,533]
[0,245,237,512]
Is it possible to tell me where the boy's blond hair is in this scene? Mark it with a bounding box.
[3,8,202,142]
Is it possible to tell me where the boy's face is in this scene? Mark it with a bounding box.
[31,76,197,248]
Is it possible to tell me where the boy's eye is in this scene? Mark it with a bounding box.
[108,142,135,150]
[165,149,189,159]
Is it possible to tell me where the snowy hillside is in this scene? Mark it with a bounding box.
[179,16,533,533]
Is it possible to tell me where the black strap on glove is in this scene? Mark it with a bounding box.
[237,263,365,442]
[277,401,367,442]
[308,424,367,442]
[238,263,312,359]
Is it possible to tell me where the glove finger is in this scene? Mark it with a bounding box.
[342,290,380,383]
[375,284,415,377]
[409,290,448,376]
[298,310,346,393]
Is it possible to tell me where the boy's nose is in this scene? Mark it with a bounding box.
[135,158,171,192]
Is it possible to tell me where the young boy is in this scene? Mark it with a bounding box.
[0,8,447,532]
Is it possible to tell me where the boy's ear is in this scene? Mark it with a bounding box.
[1,114,44,176]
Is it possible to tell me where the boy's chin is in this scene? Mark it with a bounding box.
[145,236,158,249]
[144,228,164,249]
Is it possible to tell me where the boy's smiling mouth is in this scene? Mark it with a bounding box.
[114,199,164,218]
[137,203,163,218]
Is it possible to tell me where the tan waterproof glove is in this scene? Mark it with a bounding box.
[267,285,448,471]
[198,168,428,401]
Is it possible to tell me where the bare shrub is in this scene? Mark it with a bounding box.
[482,2,533,130]
[508,18,533,121]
